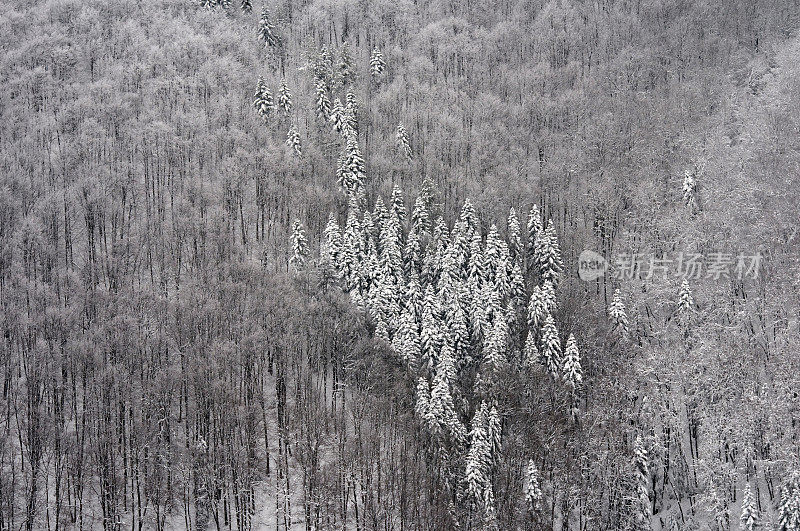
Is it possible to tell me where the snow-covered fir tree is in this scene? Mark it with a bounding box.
[390,185,406,225]
[330,98,345,134]
[527,281,556,332]
[396,123,412,161]
[524,333,540,369]
[779,472,800,531]
[370,46,386,80]
[507,207,522,265]
[484,313,508,374]
[524,459,543,512]
[608,288,629,337]
[412,196,430,234]
[634,434,651,531]
[740,483,759,531]
[539,312,562,379]
[314,80,331,121]
[240,0,251,13]
[289,219,308,272]
[253,76,275,121]
[257,7,279,48]
[526,204,543,272]
[465,404,491,503]
[344,91,358,133]
[533,219,564,286]
[320,213,342,281]
[337,135,366,198]
[277,79,292,115]
[562,334,582,390]
[286,125,301,156]
[415,377,433,427]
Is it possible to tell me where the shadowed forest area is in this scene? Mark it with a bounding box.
[2,0,800,529]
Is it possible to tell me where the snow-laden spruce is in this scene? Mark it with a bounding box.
[314,80,331,121]
[257,7,279,48]
[608,288,629,337]
[396,123,412,161]
[286,125,301,156]
[253,76,275,121]
[370,46,386,81]
[277,79,292,115]
[289,219,308,272]
[740,483,759,531]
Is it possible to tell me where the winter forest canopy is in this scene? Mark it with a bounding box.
[2,0,800,529]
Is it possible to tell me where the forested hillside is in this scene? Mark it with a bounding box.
[2,0,800,529]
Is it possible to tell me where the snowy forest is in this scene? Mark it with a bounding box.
[2,0,800,529]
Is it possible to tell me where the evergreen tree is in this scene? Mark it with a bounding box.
[257,7,279,47]
[484,313,508,373]
[330,97,346,134]
[412,196,430,234]
[507,207,522,265]
[390,184,406,226]
[289,219,308,272]
[344,91,358,133]
[457,200,476,238]
[396,122,413,161]
[538,312,562,379]
[240,0,252,13]
[534,219,564,285]
[253,76,275,121]
[375,313,391,343]
[447,298,471,368]
[740,483,759,531]
[420,176,436,210]
[487,405,501,459]
[337,135,366,198]
[524,332,540,369]
[510,262,526,303]
[404,228,423,277]
[527,281,556,332]
[430,344,466,444]
[634,434,651,531]
[524,459,543,512]
[321,213,342,280]
[465,404,491,504]
[779,472,800,531]
[562,334,582,390]
[373,196,389,243]
[415,377,433,427]
[484,224,501,282]
[609,288,629,337]
[314,79,331,121]
[393,305,421,368]
[420,286,444,374]
[370,46,386,81]
[526,204,543,272]
[286,125,302,156]
[277,79,292,115]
